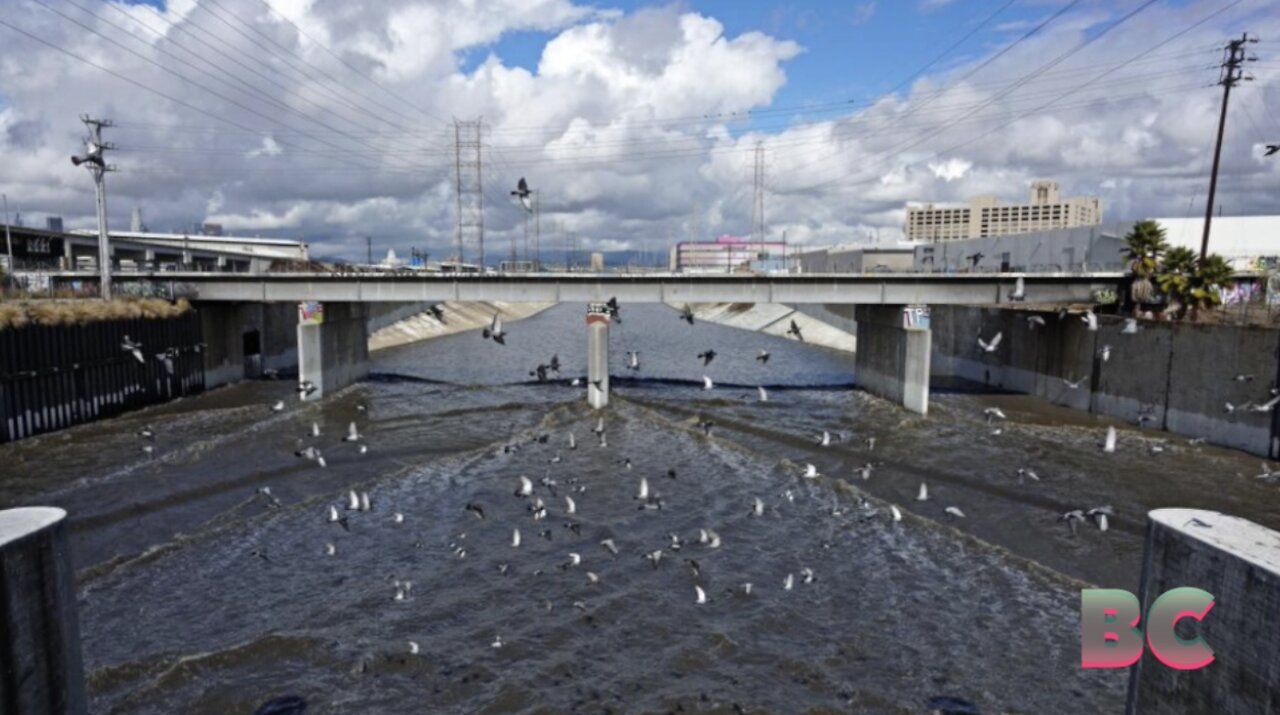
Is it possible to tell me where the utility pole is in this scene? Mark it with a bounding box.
[3,194,13,287]
[751,142,766,244]
[1200,33,1257,261]
[534,190,541,270]
[366,235,372,265]
[71,115,116,300]
[454,119,485,267]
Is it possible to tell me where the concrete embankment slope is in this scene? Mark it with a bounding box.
[367,301,553,352]
[683,303,857,353]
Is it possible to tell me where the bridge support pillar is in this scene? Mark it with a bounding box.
[854,304,931,415]
[587,304,610,409]
[297,302,369,401]
[1,507,88,715]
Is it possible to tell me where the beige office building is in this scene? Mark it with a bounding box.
[905,181,1102,242]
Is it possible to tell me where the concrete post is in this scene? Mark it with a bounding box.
[586,304,610,409]
[854,304,931,415]
[0,507,87,715]
[1126,508,1280,714]
[297,302,369,401]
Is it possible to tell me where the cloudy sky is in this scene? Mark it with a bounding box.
[0,0,1276,262]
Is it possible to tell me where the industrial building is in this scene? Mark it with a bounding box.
[905,181,1103,242]
[671,236,788,274]
[795,244,918,273]
[909,215,1280,273]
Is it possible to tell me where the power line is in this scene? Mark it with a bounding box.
[251,0,454,127]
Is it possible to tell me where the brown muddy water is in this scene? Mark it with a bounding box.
[3,304,1277,714]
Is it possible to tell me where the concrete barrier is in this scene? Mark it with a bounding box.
[1126,509,1280,713]
[0,507,87,715]
[298,302,369,401]
[855,305,930,414]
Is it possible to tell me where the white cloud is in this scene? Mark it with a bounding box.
[0,0,1276,260]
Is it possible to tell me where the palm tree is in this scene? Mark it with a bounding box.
[1156,246,1197,319]
[1186,254,1233,320]
[1123,220,1169,306]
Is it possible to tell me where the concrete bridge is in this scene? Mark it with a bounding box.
[93,270,1122,415]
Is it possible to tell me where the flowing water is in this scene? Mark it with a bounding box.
[4,303,1278,714]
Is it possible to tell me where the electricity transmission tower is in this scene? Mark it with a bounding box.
[1200,33,1257,260]
[454,119,485,267]
[71,115,116,300]
[751,142,766,243]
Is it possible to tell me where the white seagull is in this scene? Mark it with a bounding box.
[1102,426,1117,454]
[758,386,769,402]
[343,422,361,442]
[802,463,820,479]
[703,376,714,390]
[695,585,708,605]
[977,332,1003,353]
[915,482,929,502]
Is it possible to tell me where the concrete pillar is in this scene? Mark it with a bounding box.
[297,302,369,401]
[854,304,931,415]
[586,304,610,409]
[1126,508,1280,714]
[0,507,87,715]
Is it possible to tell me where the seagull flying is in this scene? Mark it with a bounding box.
[1026,315,1046,329]
[679,305,695,325]
[1122,318,1139,334]
[802,463,820,479]
[697,350,717,366]
[121,335,145,364]
[977,332,1002,353]
[758,386,769,402]
[703,376,714,390]
[1009,276,1025,302]
[756,349,770,364]
[944,506,966,519]
[1063,375,1085,390]
[627,351,640,371]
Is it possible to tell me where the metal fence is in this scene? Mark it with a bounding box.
[0,312,205,443]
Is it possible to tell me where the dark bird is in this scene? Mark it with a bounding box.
[699,419,714,437]
[786,320,804,342]
[428,304,446,322]
[549,354,562,374]
[1266,144,1279,157]
[756,349,770,364]
[511,177,532,211]
[530,364,549,383]
[606,296,621,323]
[465,503,486,520]
[482,314,506,344]
[679,305,695,325]
[697,350,717,366]
[297,380,317,397]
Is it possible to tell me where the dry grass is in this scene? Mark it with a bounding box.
[0,298,191,330]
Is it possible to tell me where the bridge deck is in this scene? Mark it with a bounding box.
[94,271,1123,305]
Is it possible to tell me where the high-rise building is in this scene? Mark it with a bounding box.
[905,181,1102,242]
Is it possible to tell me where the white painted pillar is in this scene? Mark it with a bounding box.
[854,304,931,415]
[0,507,87,715]
[587,304,610,409]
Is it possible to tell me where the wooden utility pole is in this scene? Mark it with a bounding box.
[1200,33,1256,261]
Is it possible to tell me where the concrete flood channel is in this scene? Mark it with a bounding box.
[0,302,1278,712]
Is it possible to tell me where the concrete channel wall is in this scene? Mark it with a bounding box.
[930,306,1280,458]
